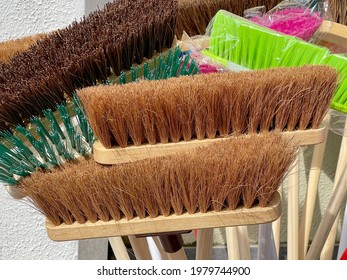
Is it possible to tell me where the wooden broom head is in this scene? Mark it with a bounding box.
[78,65,338,149]
[19,132,298,226]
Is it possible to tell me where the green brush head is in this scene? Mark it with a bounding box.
[323,54,347,113]
[116,46,199,84]
[207,10,330,69]
[206,10,347,113]
[0,100,95,187]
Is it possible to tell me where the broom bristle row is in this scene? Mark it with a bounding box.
[20,133,298,226]
[78,65,338,149]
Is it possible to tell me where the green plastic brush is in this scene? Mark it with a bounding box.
[204,10,347,113]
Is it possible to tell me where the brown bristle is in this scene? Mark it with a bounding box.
[330,0,347,25]
[78,65,338,149]
[0,0,178,131]
[19,133,298,226]
[0,34,46,63]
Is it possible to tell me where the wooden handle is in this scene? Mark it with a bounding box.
[196,228,214,260]
[287,157,300,260]
[320,125,347,259]
[226,227,240,260]
[128,236,152,260]
[108,237,130,260]
[298,139,327,259]
[237,226,251,260]
[272,184,283,258]
[306,162,347,260]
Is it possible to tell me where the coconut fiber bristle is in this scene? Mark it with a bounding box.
[78,65,337,149]
[0,0,178,131]
[19,132,298,226]
[176,0,282,38]
[330,0,347,25]
[0,34,46,63]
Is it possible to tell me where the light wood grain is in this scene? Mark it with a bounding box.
[94,128,326,165]
[46,192,281,241]
[196,228,214,260]
[306,162,347,260]
[108,237,130,260]
[287,157,300,260]
[316,21,347,46]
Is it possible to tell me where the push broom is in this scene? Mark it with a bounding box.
[1,65,336,259]
[76,65,336,259]
[201,10,347,259]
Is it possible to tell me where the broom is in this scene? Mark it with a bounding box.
[76,66,336,259]
[1,65,336,259]
[0,0,178,131]
[201,10,347,259]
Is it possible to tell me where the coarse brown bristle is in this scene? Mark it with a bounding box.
[0,34,46,63]
[330,0,347,25]
[176,0,282,38]
[19,132,298,226]
[78,65,338,149]
[0,0,178,131]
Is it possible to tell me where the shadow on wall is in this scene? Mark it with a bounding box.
[85,0,113,15]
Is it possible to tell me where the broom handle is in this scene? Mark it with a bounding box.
[272,184,283,257]
[196,228,214,260]
[320,121,347,259]
[287,156,300,260]
[237,226,251,259]
[158,234,188,260]
[226,227,241,259]
[108,237,130,260]
[298,138,328,259]
[152,236,169,260]
[128,235,152,260]
[306,161,347,260]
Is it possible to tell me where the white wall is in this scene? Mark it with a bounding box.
[0,0,85,42]
[0,0,110,260]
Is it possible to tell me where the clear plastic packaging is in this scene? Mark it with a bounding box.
[325,109,347,137]
[244,0,331,42]
[203,10,331,70]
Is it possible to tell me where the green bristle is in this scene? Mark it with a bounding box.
[30,116,53,143]
[0,173,17,186]
[206,10,347,114]
[131,66,138,82]
[72,95,92,144]
[15,125,48,162]
[119,71,126,84]
[57,104,76,149]
[207,10,330,70]
[324,54,347,113]
[43,109,65,140]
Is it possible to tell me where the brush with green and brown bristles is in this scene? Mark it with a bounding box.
[0,0,178,131]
